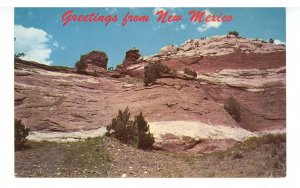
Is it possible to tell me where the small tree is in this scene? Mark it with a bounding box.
[224,96,241,122]
[183,68,197,78]
[144,62,171,86]
[134,112,155,149]
[228,31,239,37]
[106,107,137,145]
[14,53,26,58]
[15,119,30,150]
[106,108,154,150]
[75,60,87,73]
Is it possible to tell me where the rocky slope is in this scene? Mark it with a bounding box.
[14,35,286,153]
[120,36,285,77]
[117,35,286,133]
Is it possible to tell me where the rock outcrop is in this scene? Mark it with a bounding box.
[146,35,285,62]
[79,51,108,69]
[14,63,238,132]
[122,48,143,65]
[76,51,123,78]
[14,35,286,152]
[197,66,286,91]
[115,48,145,77]
[120,36,286,79]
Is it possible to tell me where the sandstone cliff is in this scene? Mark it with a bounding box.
[14,35,286,152]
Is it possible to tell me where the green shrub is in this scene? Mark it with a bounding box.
[224,96,241,122]
[106,107,137,144]
[14,52,25,58]
[75,60,87,73]
[232,152,243,160]
[268,38,274,43]
[183,68,197,78]
[144,62,171,86]
[106,107,154,150]
[228,31,239,37]
[134,112,155,149]
[15,119,30,150]
[261,134,286,146]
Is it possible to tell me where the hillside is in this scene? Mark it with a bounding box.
[14,35,286,177]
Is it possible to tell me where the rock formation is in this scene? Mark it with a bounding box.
[115,48,145,77]
[14,35,286,153]
[79,51,108,69]
[147,35,285,62]
[74,51,123,78]
[122,48,143,65]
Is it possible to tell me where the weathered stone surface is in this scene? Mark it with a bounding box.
[122,48,142,65]
[153,132,238,154]
[14,35,286,148]
[14,64,238,132]
[121,36,285,78]
[84,64,108,76]
[116,48,145,77]
[197,67,286,90]
[146,35,285,62]
[79,51,108,69]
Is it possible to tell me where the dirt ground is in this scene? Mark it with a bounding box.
[15,134,286,178]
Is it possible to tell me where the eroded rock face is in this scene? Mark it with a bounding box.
[80,51,108,69]
[115,48,145,77]
[14,60,238,132]
[14,35,286,151]
[197,67,286,91]
[122,48,142,65]
[121,36,286,78]
[84,64,107,76]
[202,84,286,132]
[146,35,286,62]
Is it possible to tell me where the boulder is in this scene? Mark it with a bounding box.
[115,48,145,77]
[79,51,108,69]
[122,48,142,65]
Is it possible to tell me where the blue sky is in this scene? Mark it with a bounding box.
[14,8,286,67]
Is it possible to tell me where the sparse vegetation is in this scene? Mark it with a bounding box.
[14,38,26,58]
[243,134,286,148]
[183,68,197,78]
[143,62,171,86]
[15,133,286,177]
[232,152,243,159]
[106,107,154,150]
[224,96,241,122]
[14,52,26,58]
[228,30,239,37]
[15,119,30,151]
[15,136,111,177]
[60,137,111,175]
[268,38,274,43]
